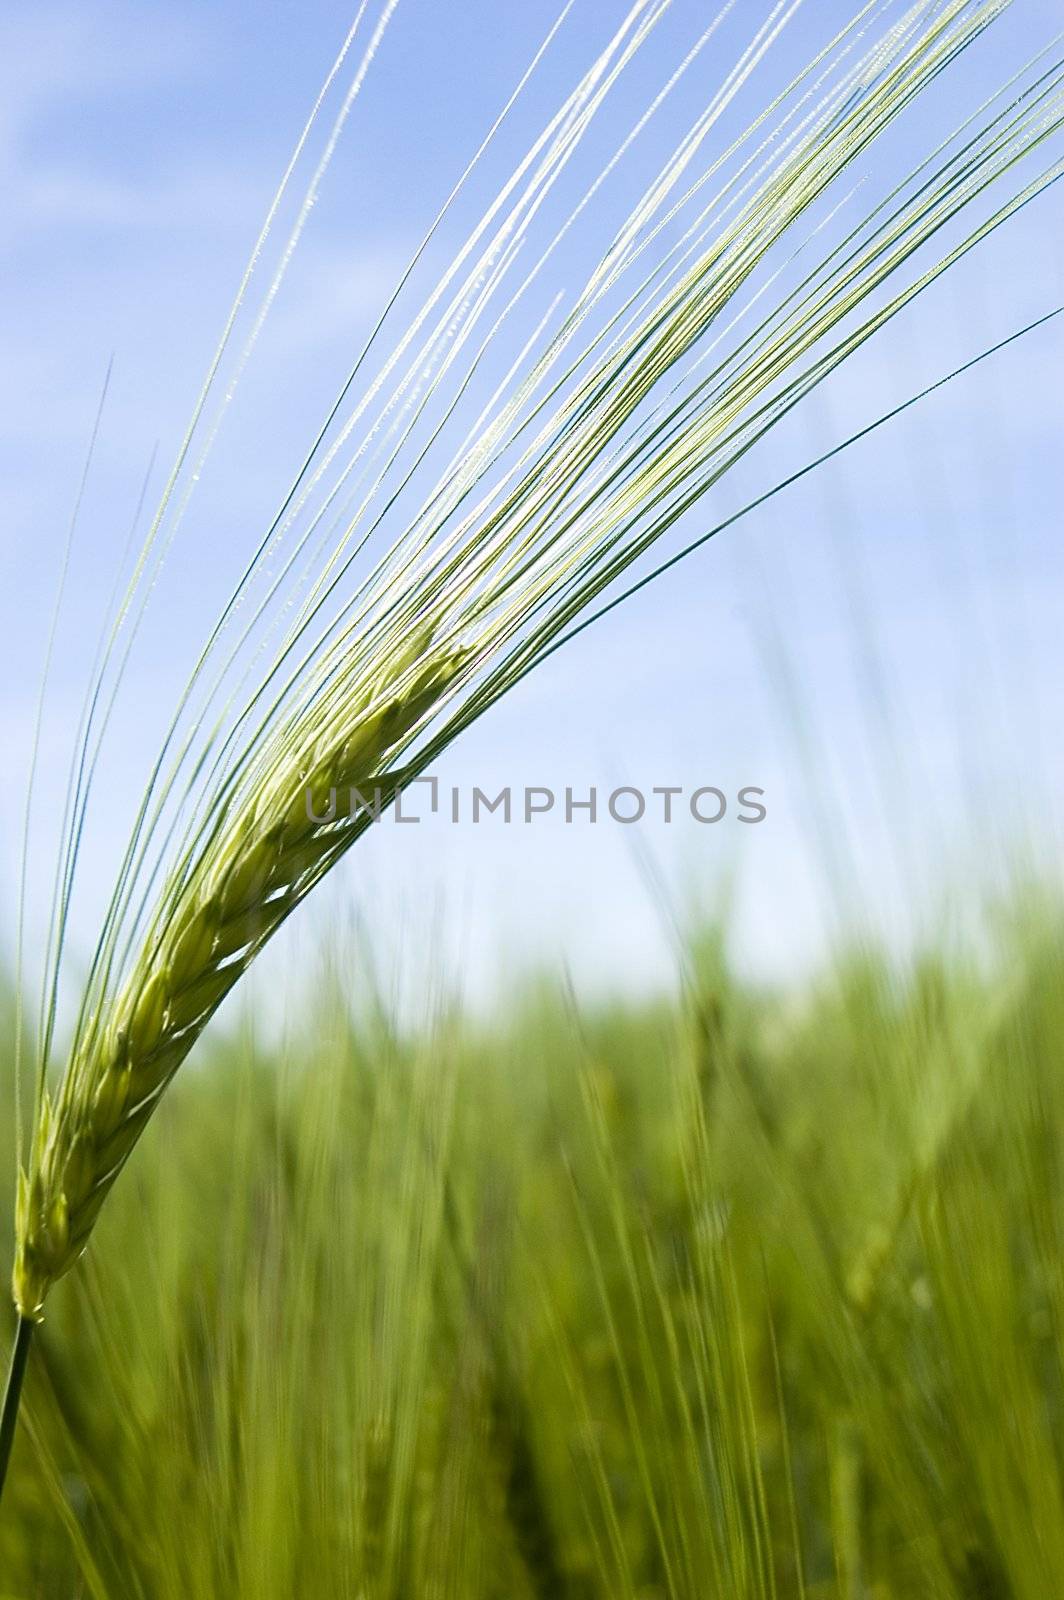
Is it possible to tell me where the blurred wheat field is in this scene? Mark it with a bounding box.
[2,892,1062,1599]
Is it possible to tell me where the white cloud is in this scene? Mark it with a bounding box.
[0,2,202,157]
[0,3,255,243]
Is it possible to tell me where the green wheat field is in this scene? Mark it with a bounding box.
[3,887,1063,1597]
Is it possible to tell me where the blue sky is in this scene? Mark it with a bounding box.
[1,0,1062,1018]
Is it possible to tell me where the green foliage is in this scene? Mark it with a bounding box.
[3,899,1064,1597]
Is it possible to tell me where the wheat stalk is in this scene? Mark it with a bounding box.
[3,0,1062,1499]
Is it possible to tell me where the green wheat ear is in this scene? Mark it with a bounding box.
[10,0,1064,1338]
[14,640,469,1317]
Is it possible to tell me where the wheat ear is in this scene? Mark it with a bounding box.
[13,641,467,1319]
[10,0,1063,1338]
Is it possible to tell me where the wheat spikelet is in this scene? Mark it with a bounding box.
[11,0,1064,1324]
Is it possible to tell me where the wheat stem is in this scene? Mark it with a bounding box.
[0,1315,34,1510]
